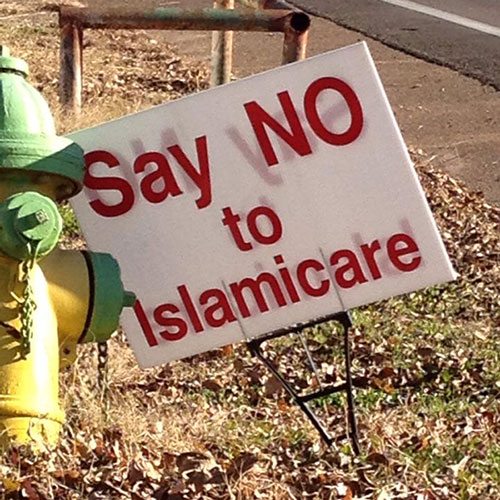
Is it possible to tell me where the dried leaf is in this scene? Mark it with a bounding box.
[202,379,222,392]
[20,479,40,500]
[378,366,396,379]
[3,478,20,493]
[128,461,144,485]
[227,453,258,477]
[366,452,389,466]
[176,452,208,473]
[264,375,283,397]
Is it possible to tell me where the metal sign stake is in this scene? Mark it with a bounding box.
[247,311,361,454]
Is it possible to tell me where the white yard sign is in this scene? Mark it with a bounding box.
[70,42,455,368]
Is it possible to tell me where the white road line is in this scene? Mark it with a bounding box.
[378,0,500,38]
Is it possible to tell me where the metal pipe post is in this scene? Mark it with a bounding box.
[59,21,83,115]
[235,0,310,63]
[60,7,295,32]
[210,0,235,87]
[57,5,310,113]
[282,11,310,64]
[340,313,361,455]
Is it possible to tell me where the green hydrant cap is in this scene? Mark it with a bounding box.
[0,46,85,200]
[0,191,62,260]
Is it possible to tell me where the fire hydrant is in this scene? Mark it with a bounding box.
[0,46,135,450]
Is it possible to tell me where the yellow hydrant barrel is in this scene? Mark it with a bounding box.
[0,259,64,448]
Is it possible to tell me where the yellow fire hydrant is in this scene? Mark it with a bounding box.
[0,46,134,450]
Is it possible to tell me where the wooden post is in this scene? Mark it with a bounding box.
[210,0,235,87]
[59,21,83,115]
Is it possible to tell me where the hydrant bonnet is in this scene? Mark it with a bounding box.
[0,46,84,200]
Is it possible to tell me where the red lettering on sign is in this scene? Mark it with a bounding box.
[360,239,382,280]
[387,233,422,272]
[222,204,284,251]
[167,136,212,209]
[84,137,212,217]
[136,232,424,346]
[229,272,287,318]
[244,91,312,167]
[133,152,182,204]
[297,259,330,297]
[330,249,368,289]
[200,288,237,328]
[134,299,158,347]
[247,206,283,245]
[84,150,135,218]
[304,77,364,146]
[154,303,188,341]
[222,206,253,251]
[178,285,204,333]
[244,77,363,168]
[274,254,301,303]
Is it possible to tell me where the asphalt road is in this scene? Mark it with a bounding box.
[289,0,500,89]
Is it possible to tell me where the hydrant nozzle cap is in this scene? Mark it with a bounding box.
[14,194,62,246]
[0,192,62,260]
[0,45,29,77]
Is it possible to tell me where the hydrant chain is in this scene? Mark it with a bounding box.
[17,241,40,358]
[97,341,110,421]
